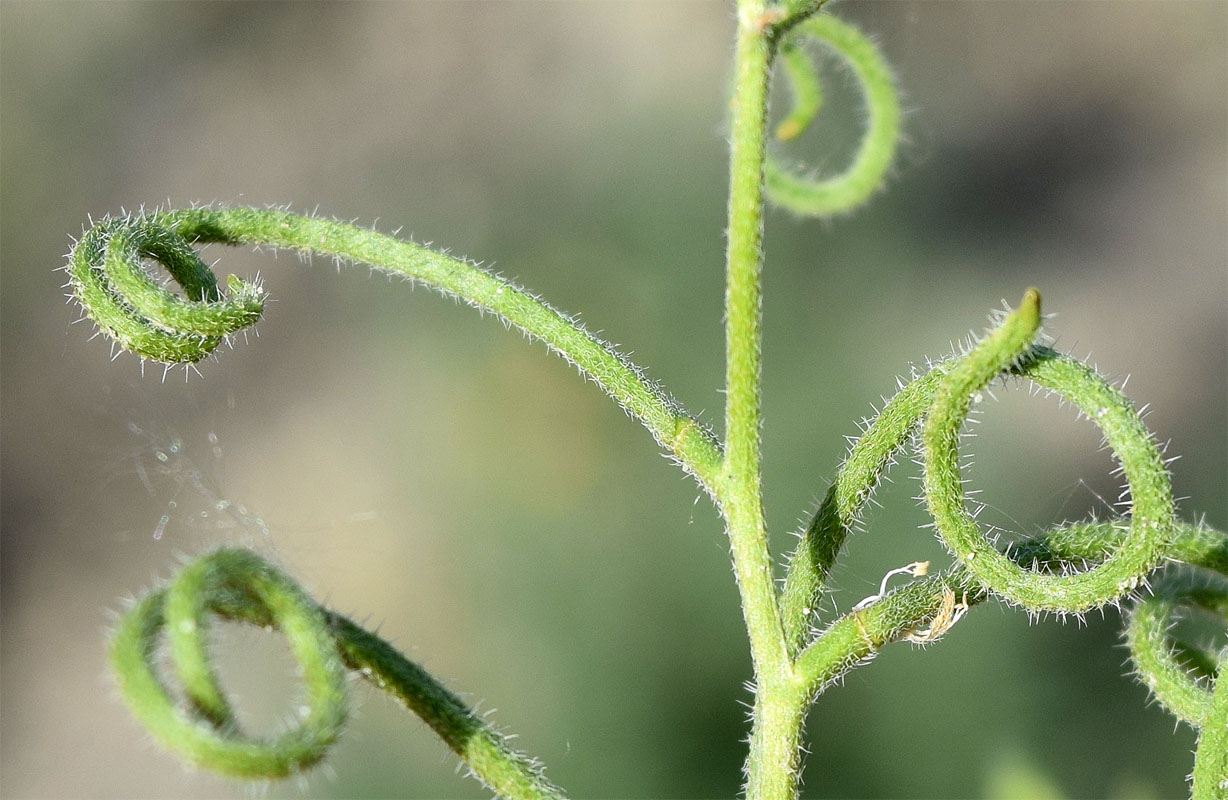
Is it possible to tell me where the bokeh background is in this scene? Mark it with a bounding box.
[2,2,1225,798]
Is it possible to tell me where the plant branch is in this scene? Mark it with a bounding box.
[768,0,830,37]
[784,293,1180,644]
[795,521,1227,699]
[779,367,945,655]
[66,207,724,493]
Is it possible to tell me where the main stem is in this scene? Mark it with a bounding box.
[723,7,806,799]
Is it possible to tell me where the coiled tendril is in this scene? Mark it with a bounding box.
[923,290,1174,613]
[765,13,901,215]
[72,4,1225,796]
[784,291,1172,640]
[780,291,1225,795]
[65,207,723,485]
[67,213,265,363]
[110,548,562,799]
[110,549,347,778]
[1128,571,1228,797]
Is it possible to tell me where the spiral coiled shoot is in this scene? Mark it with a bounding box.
[1128,571,1228,797]
[66,212,265,364]
[784,291,1174,646]
[64,207,725,486]
[780,291,1225,795]
[923,291,1174,613]
[110,549,347,778]
[110,549,562,799]
[765,13,901,216]
[72,7,1224,789]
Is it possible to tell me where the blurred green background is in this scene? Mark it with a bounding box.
[2,2,1224,798]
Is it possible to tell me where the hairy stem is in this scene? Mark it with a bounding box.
[723,11,771,500]
[779,367,946,655]
[724,4,805,799]
[326,613,563,800]
[794,521,1226,698]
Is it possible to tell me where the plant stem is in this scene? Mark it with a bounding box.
[723,6,799,799]
[724,3,786,677]
[746,682,809,800]
[717,3,785,678]
[724,8,770,505]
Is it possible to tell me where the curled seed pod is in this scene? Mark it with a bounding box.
[765,14,901,216]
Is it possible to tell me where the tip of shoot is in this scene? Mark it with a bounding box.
[775,119,804,142]
[1020,287,1041,319]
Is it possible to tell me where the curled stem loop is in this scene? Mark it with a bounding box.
[110,548,563,800]
[66,207,723,489]
[765,13,901,216]
[110,548,348,778]
[777,289,1222,792]
[66,215,265,363]
[1127,569,1228,798]
[923,290,1174,612]
[785,291,1181,656]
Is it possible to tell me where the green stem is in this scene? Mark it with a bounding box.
[724,1,786,677]
[779,367,946,655]
[1193,669,1228,800]
[67,207,723,493]
[771,0,829,35]
[723,14,770,497]
[795,571,980,696]
[327,614,562,800]
[724,6,799,799]
[746,683,810,800]
[1123,563,1228,799]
